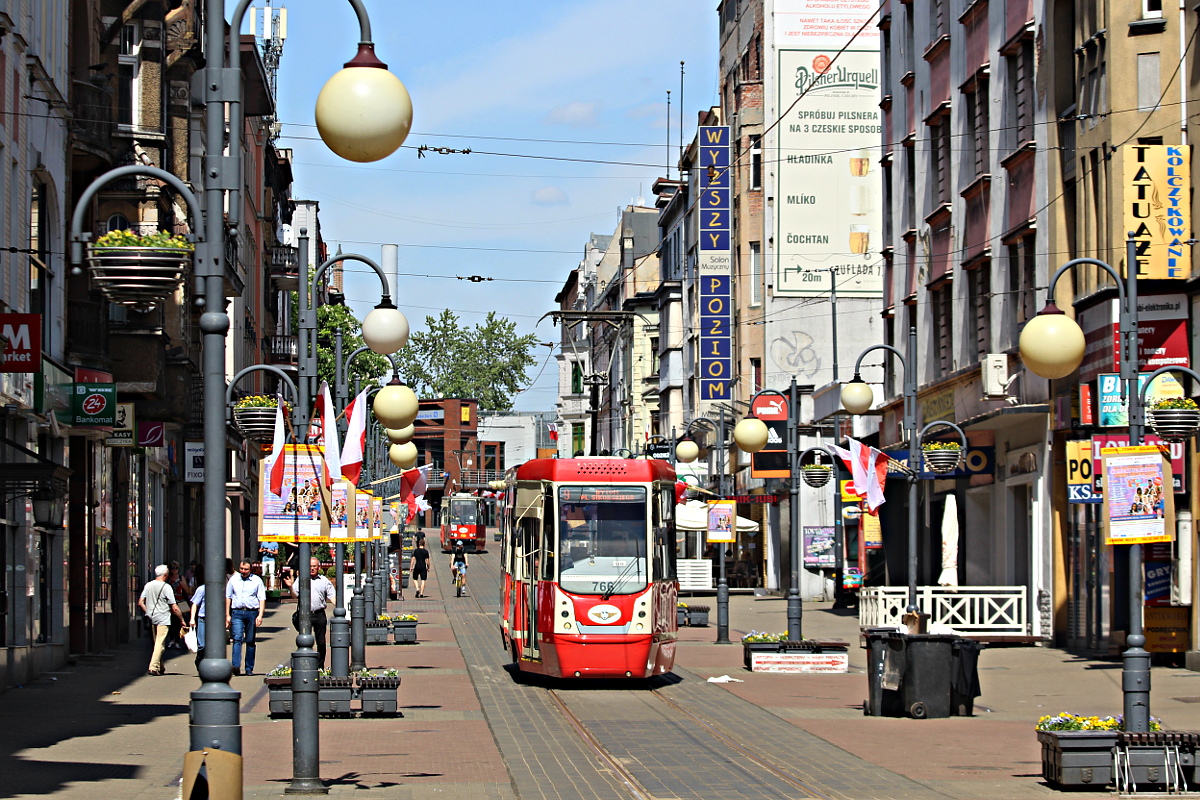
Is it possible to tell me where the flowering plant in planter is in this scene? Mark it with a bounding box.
[394,613,417,622]
[377,613,392,622]
[1151,397,1199,411]
[93,229,194,251]
[1036,712,1162,731]
[921,441,962,451]
[742,631,786,643]
[266,664,291,677]
[234,394,291,413]
[676,602,688,609]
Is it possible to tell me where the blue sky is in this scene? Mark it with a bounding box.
[248,0,720,410]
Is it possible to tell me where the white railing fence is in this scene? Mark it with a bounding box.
[858,585,1029,636]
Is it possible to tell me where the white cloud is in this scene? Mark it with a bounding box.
[544,101,599,128]
[531,186,569,206]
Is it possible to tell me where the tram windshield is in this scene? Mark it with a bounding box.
[449,499,478,526]
[557,486,648,596]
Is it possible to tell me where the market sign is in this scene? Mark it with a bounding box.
[1124,144,1190,280]
[71,382,116,427]
[0,313,40,372]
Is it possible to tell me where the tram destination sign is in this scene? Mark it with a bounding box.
[561,486,645,503]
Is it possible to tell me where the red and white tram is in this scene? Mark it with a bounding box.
[499,457,678,679]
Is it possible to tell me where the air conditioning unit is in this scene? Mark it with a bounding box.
[982,354,1010,398]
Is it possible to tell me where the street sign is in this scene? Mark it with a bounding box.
[1066,440,1100,504]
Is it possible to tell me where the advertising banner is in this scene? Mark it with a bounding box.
[775,19,882,298]
[1123,144,1190,280]
[706,499,736,543]
[355,490,375,541]
[372,495,384,540]
[1101,445,1174,545]
[1093,434,1185,493]
[698,125,733,402]
[860,509,882,549]
[328,480,355,542]
[803,526,836,567]
[1096,372,1182,427]
[258,444,331,542]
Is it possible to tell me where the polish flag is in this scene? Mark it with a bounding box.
[674,480,689,505]
[400,463,431,500]
[318,381,340,488]
[340,390,368,486]
[547,423,559,442]
[267,392,288,496]
[826,440,889,514]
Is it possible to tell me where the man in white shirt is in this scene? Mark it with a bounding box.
[138,564,188,676]
[225,560,265,675]
[285,557,335,668]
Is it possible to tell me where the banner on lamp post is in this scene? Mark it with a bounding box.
[1101,445,1174,545]
[706,499,736,543]
[258,444,332,542]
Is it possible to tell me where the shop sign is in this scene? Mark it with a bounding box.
[920,388,955,425]
[1144,606,1190,653]
[1066,440,1100,504]
[1124,145,1190,280]
[1093,434,1185,493]
[1113,294,1189,372]
[71,382,116,427]
[1096,372,1182,427]
[106,403,136,447]
[185,442,204,482]
[0,313,40,372]
[138,420,165,447]
[861,511,882,549]
[1144,561,1173,606]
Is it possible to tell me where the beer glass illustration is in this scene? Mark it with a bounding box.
[850,224,870,254]
[849,149,870,176]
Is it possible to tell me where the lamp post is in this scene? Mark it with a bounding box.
[675,410,734,644]
[840,328,919,613]
[1017,238,1176,734]
[733,381,807,640]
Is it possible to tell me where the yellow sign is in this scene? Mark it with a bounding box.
[461,405,471,423]
[1124,144,1191,279]
[1065,440,1099,504]
[920,387,955,424]
[861,510,882,548]
[840,479,857,503]
[1145,606,1190,653]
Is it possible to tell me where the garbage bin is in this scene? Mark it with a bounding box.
[901,634,956,718]
[862,628,905,717]
[951,638,985,716]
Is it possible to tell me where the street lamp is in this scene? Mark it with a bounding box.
[733,381,805,640]
[675,411,734,644]
[1017,239,1168,733]
[841,327,919,614]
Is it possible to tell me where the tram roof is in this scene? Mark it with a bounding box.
[514,457,676,483]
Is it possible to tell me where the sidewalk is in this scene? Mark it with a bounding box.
[7,573,1200,799]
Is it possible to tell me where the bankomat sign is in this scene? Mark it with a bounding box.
[0,314,41,373]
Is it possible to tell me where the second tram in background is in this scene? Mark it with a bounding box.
[440,493,488,553]
[498,456,678,679]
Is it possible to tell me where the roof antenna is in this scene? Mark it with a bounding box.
[679,61,685,170]
[666,89,672,180]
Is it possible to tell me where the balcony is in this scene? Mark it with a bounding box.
[71,81,114,164]
[268,246,299,290]
[265,334,297,366]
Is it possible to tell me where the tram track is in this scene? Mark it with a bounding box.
[462,553,834,800]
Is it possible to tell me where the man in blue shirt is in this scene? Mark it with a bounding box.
[259,540,279,589]
[225,560,265,675]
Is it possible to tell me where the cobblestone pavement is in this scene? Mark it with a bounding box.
[7,550,1200,799]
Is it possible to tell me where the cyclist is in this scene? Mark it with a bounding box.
[450,540,469,596]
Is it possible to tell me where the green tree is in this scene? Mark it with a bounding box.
[392,310,538,411]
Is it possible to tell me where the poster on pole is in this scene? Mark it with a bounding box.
[1101,445,1174,545]
[355,490,375,541]
[803,526,836,567]
[371,495,384,540]
[860,508,882,549]
[706,500,736,543]
[328,480,355,542]
[258,444,331,542]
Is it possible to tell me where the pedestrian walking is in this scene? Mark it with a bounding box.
[189,573,206,672]
[259,540,279,589]
[166,561,191,649]
[137,565,188,676]
[285,557,335,668]
[410,537,431,598]
[225,559,265,676]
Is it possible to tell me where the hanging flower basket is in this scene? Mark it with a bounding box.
[86,231,194,311]
[1147,400,1200,443]
[801,465,833,488]
[232,404,279,443]
[921,444,962,475]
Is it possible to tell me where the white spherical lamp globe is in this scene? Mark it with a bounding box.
[388,441,418,470]
[361,305,409,355]
[675,439,700,463]
[314,47,413,163]
[733,418,770,453]
[373,383,418,429]
[1019,305,1086,379]
[841,379,875,416]
[385,424,414,445]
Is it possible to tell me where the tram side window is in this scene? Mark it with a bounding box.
[655,485,677,581]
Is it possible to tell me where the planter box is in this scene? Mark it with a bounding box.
[232,406,278,443]
[1117,731,1200,790]
[357,676,402,716]
[365,623,391,645]
[688,607,710,627]
[1037,730,1118,788]
[264,676,293,718]
[392,620,418,644]
[743,640,850,673]
[318,677,355,716]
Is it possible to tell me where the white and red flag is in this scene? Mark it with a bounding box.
[400,463,431,500]
[317,381,340,488]
[340,390,368,486]
[826,439,889,514]
[267,392,288,496]
[547,423,559,442]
